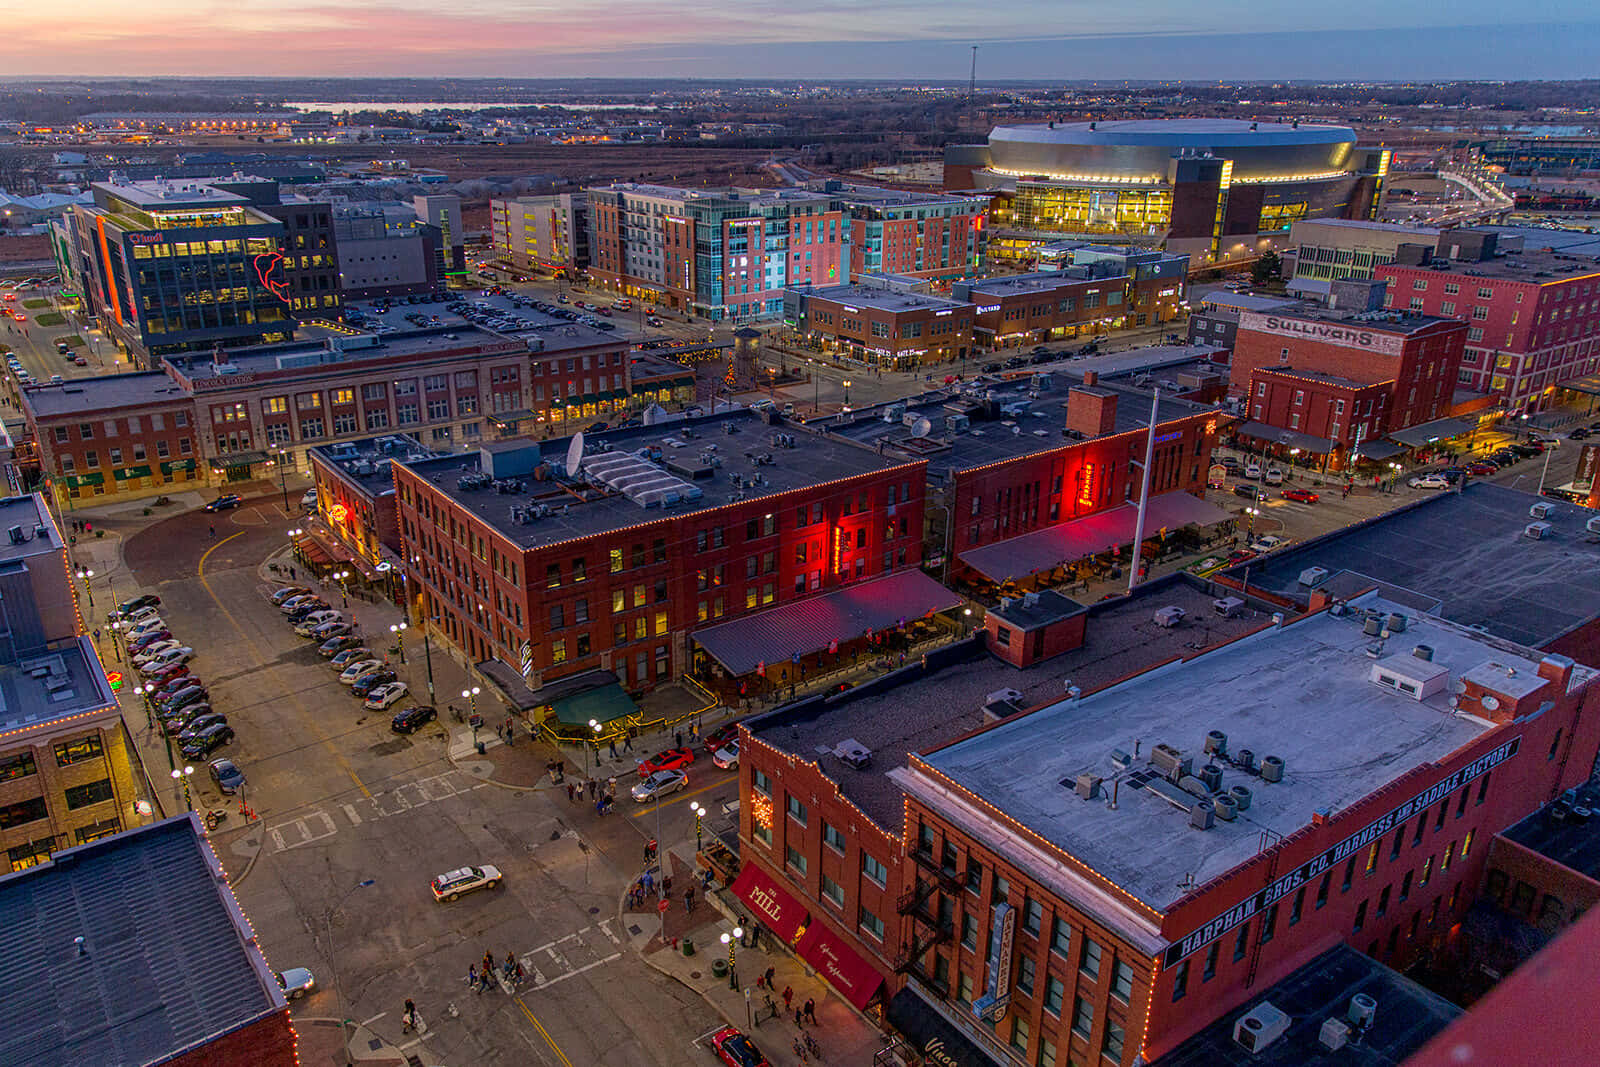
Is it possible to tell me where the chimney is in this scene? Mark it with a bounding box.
[1307,588,1333,612]
[1066,386,1118,438]
[1082,370,1099,387]
[1538,654,1576,692]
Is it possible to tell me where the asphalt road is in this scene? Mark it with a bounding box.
[116,496,728,1066]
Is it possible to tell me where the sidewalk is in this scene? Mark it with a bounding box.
[630,845,893,1067]
[294,1016,411,1067]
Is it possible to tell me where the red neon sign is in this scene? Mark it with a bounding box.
[254,251,290,303]
[328,504,349,524]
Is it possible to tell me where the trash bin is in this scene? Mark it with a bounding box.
[711,958,728,978]
[682,937,695,957]
[476,741,486,755]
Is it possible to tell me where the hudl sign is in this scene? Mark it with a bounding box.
[1241,311,1405,357]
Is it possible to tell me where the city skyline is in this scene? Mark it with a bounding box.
[9,3,1600,80]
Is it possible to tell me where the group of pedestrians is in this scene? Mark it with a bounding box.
[466,949,523,994]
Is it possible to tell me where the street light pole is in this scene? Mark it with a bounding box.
[690,801,705,851]
[389,622,407,664]
[75,567,94,607]
[170,765,194,811]
[720,926,743,990]
[322,875,375,1067]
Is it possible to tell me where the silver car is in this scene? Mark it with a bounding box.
[631,768,688,803]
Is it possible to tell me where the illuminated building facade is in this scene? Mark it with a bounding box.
[786,285,974,369]
[492,193,589,275]
[947,120,1390,264]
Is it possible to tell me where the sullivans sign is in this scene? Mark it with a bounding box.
[1240,311,1405,357]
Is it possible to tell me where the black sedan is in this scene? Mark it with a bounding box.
[390,705,438,734]
[180,723,235,758]
[351,669,398,697]
[114,594,161,618]
[203,494,242,512]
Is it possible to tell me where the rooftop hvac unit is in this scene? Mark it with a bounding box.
[1233,1003,1291,1053]
[1204,729,1228,755]
[1588,516,1600,536]
[1075,773,1101,800]
[1213,793,1238,821]
[1319,1017,1352,1052]
[1529,501,1554,520]
[1213,596,1245,618]
[1236,748,1255,771]
[1347,993,1377,1029]
[1199,763,1223,792]
[1260,756,1285,783]
[6,525,22,545]
[1190,801,1214,830]
[1298,566,1330,587]
[1150,743,1190,780]
[1230,785,1253,810]
[1525,521,1553,540]
[1386,613,1407,633]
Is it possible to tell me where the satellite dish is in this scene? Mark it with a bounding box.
[1481,694,1501,712]
[1450,678,1467,695]
[567,431,586,474]
[910,417,932,439]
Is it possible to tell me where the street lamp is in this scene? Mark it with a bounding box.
[332,569,350,608]
[75,567,94,607]
[963,606,974,635]
[171,765,194,811]
[389,621,407,664]
[720,926,744,990]
[462,687,481,737]
[842,378,852,406]
[690,801,705,851]
[587,717,602,773]
[269,445,291,511]
[107,619,124,663]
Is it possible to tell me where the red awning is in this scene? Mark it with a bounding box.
[728,863,808,945]
[795,921,886,1010]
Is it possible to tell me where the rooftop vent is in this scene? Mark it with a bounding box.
[1233,1003,1291,1053]
[1370,653,1450,701]
[1075,773,1101,800]
[1530,501,1554,520]
[1525,521,1552,540]
[1298,566,1329,587]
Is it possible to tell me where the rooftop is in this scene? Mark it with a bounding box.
[1256,365,1382,391]
[1151,943,1461,1067]
[1382,247,1600,282]
[91,178,250,209]
[309,434,443,501]
[800,284,970,313]
[1196,291,1305,313]
[1248,307,1460,336]
[991,119,1358,149]
[917,591,1566,911]
[750,576,1267,834]
[20,372,191,419]
[398,411,914,549]
[1221,482,1600,649]
[1294,217,1443,235]
[963,271,1120,298]
[0,494,64,564]
[989,589,1086,632]
[1499,783,1600,882]
[1484,224,1600,258]
[0,639,118,736]
[0,816,287,1067]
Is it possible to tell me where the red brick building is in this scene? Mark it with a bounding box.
[1375,230,1600,415]
[1245,367,1394,452]
[789,285,974,369]
[391,414,927,699]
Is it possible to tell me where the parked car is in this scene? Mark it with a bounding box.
[1263,467,1285,486]
[1408,474,1451,490]
[113,594,161,618]
[363,682,409,710]
[155,675,201,700]
[339,659,385,685]
[1280,488,1320,504]
[1243,462,1262,479]
[293,611,341,636]
[709,1026,769,1067]
[275,967,315,999]
[391,704,438,734]
[159,685,209,714]
[352,669,399,697]
[980,362,1003,373]
[127,616,168,639]
[179,723,234,759]
[702,723,740,756]
[208,758,246,795]
[203,494,242,512]
[132,640,183,666]
[329,647,374,669]
[161,704,213,733]
[309,621,354,642]
[637,746,696,776]
[1247,535,1287,554]
[1231,484,1261,500]
[1570,428,1590,440]
[430,864,503,901]
[138,647,194,674]
[177,714,229,745]
[319,635,365,657]
[146,662,192,685]
[130,629,174,652]
[271,586,311,604]
[286,602,332,623]
[1466,461,1498,475]
[713,741,740,770]
[632,769,689,802]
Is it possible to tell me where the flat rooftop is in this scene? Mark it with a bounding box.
[0,816,287,1067]
[964,271,1117,298]
[1221,482,1600,649]
[1500,783,1600,882]
[20,372,191,419]
[0,494,63,564]
[918,591,1569,911]
[824,362,1222,480]
[1296,217,1442,236]
[0,639,118,736]
[92,179,250,209]
[1259,366,1377,390]
[1151,943,1461,1067]
[1196,292,1305,313]
[400,410,912,549]
[1256,308,1459,336]
[751,577,1269,834]
[309,434,441,501]
[802,284,969,313]
[1389,248,1600,281]
[1485,224,1600,257]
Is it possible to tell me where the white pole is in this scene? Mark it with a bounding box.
[1127,388,1161,594]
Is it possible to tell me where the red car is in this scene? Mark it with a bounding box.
[1225,549,1257,565]
[1280,488,1320,504]
[146,662,192,684]
[637,746,696,776]
[702,723,739,756]
[1466,461,1497,475]
[709,1026,769,1067]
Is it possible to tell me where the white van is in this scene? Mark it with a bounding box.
[301,488,318,510]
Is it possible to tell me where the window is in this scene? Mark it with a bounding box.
[1204,942,1220,982]
[862,853,888,887]
[1378,885,1391,918]
[1050,916,1072,958]
[1401,870,1414,902]
[1022,896,1043,935]
[1080,937,1102,980]
[1316,871,1331,909]
[1461,829,1475,859]
[967,859,983,895]
[1342,856,1356,891]
[823,823,845,853]
[1072,995,1094,1038]
[1442,841,1456,872]
[551,639,566,664]
[1044,975,1066,1015]
[1421,856,1434,887]
[1010,1015,1030,1053]
[785,845,807,876]
[1261,902,1279,943]
[1366,840,1380,874]
[54,736,103,766]
[1104,1022,1125,1062]
[1234,921,1251,962]
[0,797,48,831]
[752,769,770,796]
[786,795,807,826]
[0,753,37,783]
[1353,899,1368,933]
[821,874,844,907]
[1017,955,1036,996]
[1477,774,1491,805]
[1290,887,1305,926]
[962,913,979,950]
[859,905,885,941]
[1111,959,1134,1001]
[64,778,114,810]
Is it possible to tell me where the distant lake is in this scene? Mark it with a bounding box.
[1436,124,1595,137]
[285,101,654,114]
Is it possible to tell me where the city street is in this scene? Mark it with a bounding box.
[96,495,732,1066]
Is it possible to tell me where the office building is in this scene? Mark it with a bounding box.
[390,413,935,705]
[0,493,131,871]
[0,815,300,1065]
[586,184,845,321]
[1375,229,1600,414]
[1287,218,1441,295]
[949,120,1390,263]
[829,184,987,285]
[785,285,974,369]
[24,372,201,505]
[1474,134,1600,175]
[331,202,445,300]
[411,194,465,274]
[491,193,589,275]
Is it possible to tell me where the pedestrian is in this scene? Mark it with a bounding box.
[690,721,699,740]
[402,998,416,1033]
[795,1007,805,1029]
[782,985,794,1011]
[588,779,597,801]
[675,729,683,749]
[751,924,761,950]
[644,838,655,863]
[764,966,776,990]
[92,628,100,642]
[208,524,214,537]
[607,737,618,759]
[566,781,576,802]
[804,998,816,1024]
[467,964,477,988]
[684,885,695,912]
[289,566,296,579]
[623,732,634,753]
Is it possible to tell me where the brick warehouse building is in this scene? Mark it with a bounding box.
[785,285,974,369]
[1374,229,1600,415]
[390,412,937,702]
[861,590,1598,1066]
[1230,308,1467,461]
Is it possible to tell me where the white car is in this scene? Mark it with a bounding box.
[430,864,503,901]
[1244,462,1262,480]
[132,640,182,665]
[1409,474,1450,490]
[1263,467,1285,486]
[294,611,342,636]
[1247,535,1287,554]
[713,741,740,770]
[138,647,194,674]
[276,967,316,999]
[339,659,385,685]
[363,681,409,709]
[631,768,689,802]
[300,488,317,510]
[127,616,168,638]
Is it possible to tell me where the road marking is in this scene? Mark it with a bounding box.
[629,777,725,818]
[198,532,370,799]
[597,919,620,943]
[265,811,339,853]
[341,803,362,825]
[516,999,573,1067]
[360,1012,388,1026]
[531,952,622,991]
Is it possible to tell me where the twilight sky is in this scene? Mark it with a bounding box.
[11,1,1600,79]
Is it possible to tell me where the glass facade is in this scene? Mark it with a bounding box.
[1011,182,1173,237]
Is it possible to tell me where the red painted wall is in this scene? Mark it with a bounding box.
[162,1010,298,1067]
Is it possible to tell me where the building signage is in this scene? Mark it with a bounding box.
[976,304,1001,314]
[1574,443,1599,493]
[1163,735,1521,968]
[1240,311,1404,357]
[1152,431,1184,445]
[972,902,1015,1022]
[128,231,165,246]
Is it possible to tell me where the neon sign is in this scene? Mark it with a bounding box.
[106,671,124,691]
[253,251,290,303]
[328,503,349,524]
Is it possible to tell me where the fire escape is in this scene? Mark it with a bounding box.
[893,844,963,997]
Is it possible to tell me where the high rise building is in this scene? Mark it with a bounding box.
[492,193,589,275]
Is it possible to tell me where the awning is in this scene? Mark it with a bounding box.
[112,465,152,481]
[1387,416,1477,448]
[489,409,535,427]
[957,491,1233,584]
[1557,372,1600,398]
[1353,439,1406,461]
[160,459,196,474]
[794,921,886,1011]
[211,449,268,469]
[292,534,332,567]
[727,862,809,945]
[1234,421,1337,455]
[548,681,636,727]
[693,569,962,677]
[886,988,999,1067]
[65,472,105,488]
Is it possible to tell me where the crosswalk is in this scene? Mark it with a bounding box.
[263,769,486,853]
[518,920,625,992]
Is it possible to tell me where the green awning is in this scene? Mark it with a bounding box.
[548,682,637,727]
[64,472,105,488]
[489,409,535,427]
[113,465,153,481]
[161,459,197,474]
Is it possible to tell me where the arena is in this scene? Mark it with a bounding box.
[946,119,1391,264]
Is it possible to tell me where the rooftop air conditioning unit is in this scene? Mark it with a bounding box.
[1233,1003,1291,1053]
[1587,516,1600,536]
[1150,743,1190,781]
[1319,1017,1352,1052]
[1298,566,1329,587]
[1525,521,1553,540]
[1529,502,1554,520]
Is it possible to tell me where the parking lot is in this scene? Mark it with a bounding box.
[338,287,652,345]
